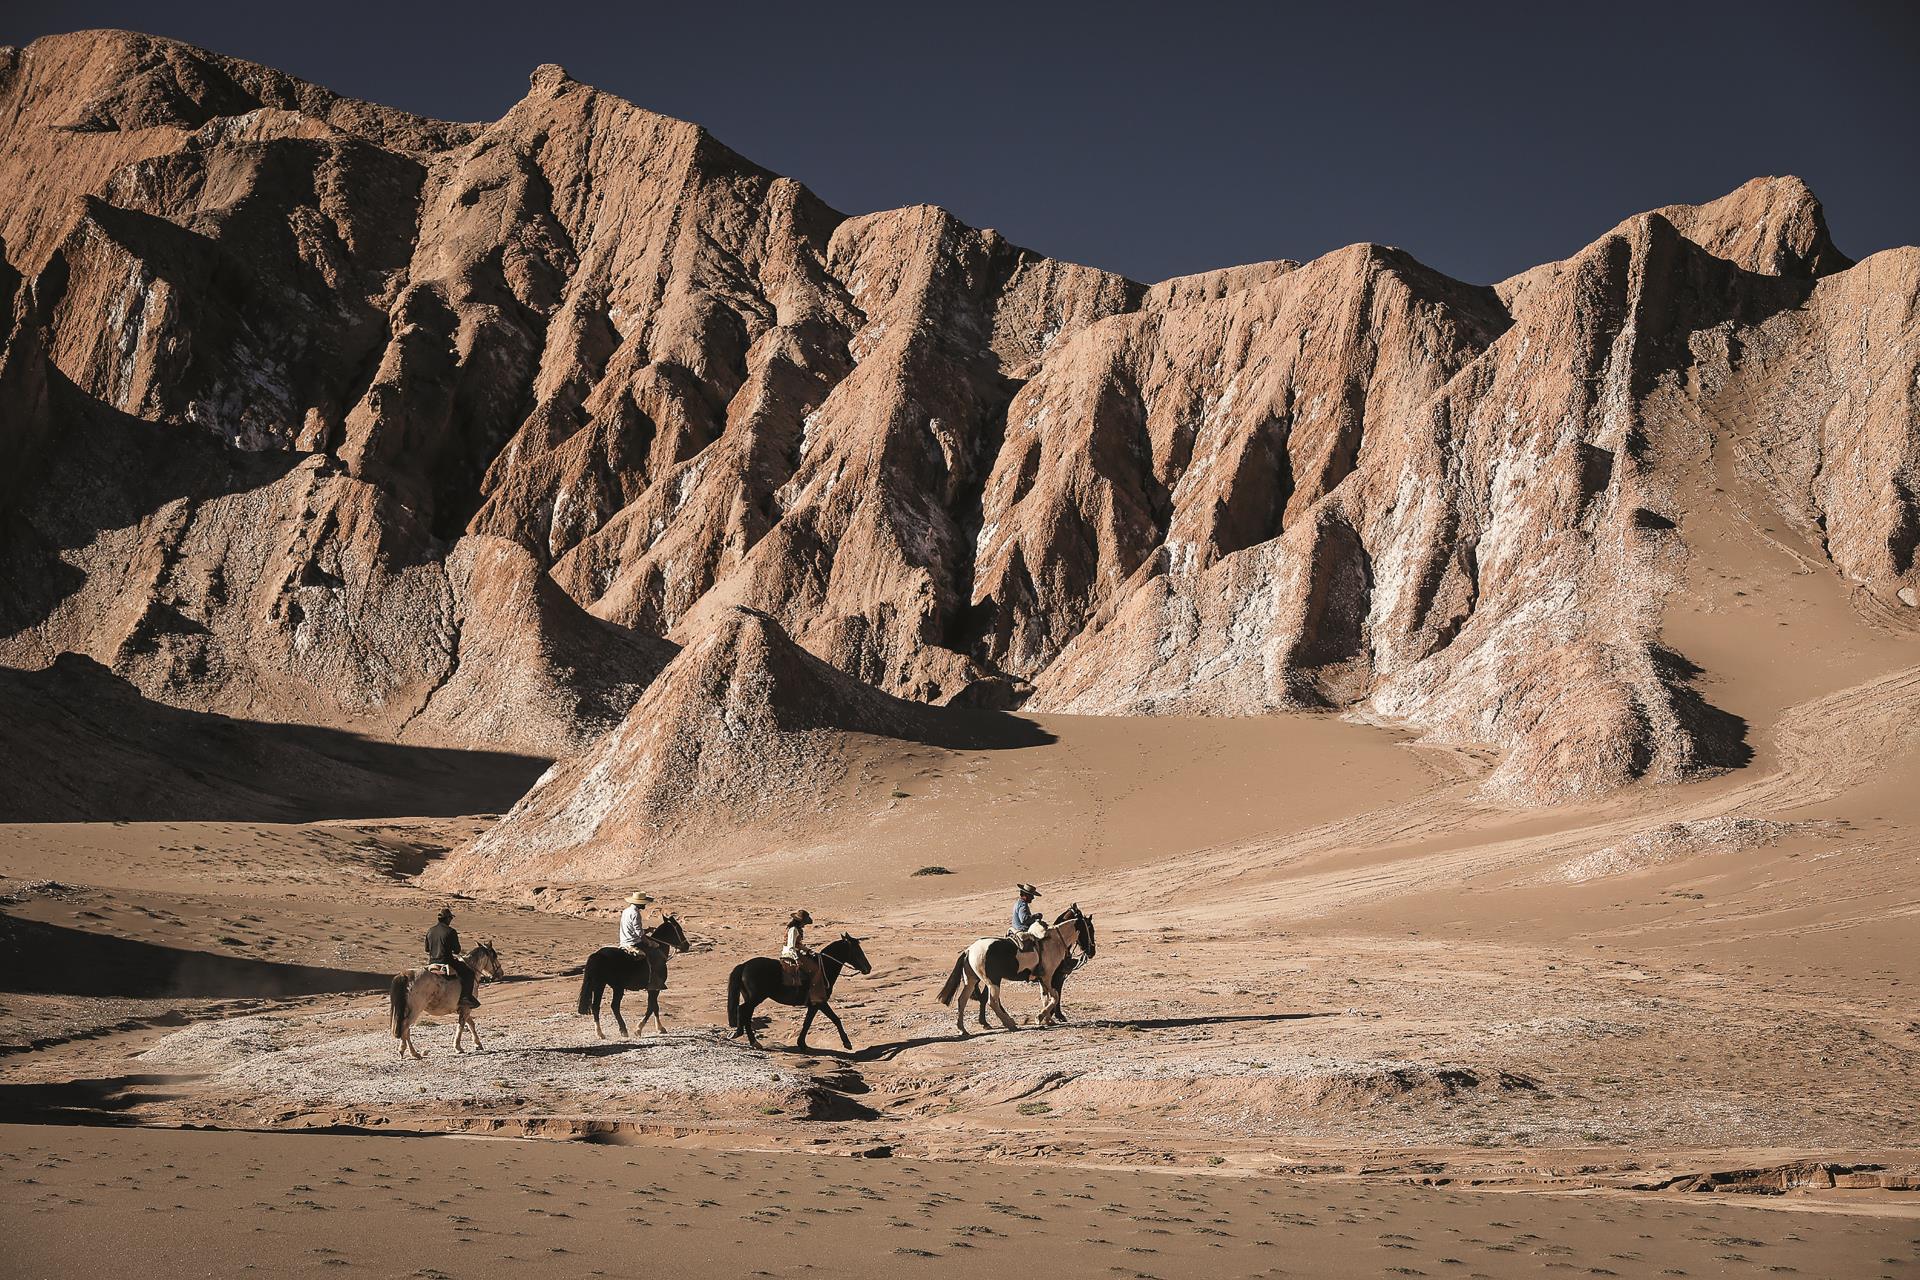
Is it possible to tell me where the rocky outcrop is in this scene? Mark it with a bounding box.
[1,31,1915,811]
[444,607,1046,882]
[1027,179,1902,802]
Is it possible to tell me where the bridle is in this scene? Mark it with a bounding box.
[1055,908,1095,967]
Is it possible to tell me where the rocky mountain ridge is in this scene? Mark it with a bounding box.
[1,30,1914,816]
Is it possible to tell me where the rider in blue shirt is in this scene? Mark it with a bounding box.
[1012,884,1040,930]
[1010,884,1047,967]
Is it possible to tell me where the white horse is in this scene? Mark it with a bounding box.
[388,942,503,1059]
[937,906,1095,1033]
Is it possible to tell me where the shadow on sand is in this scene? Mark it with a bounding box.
[0,656,548,822]
[0,1073,200,1125]
[842,1010,1337,1062]
[0,913,391,999]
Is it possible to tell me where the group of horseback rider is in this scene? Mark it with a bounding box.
[423,883,1058,1006]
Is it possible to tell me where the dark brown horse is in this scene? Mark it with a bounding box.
[726,934,871,1051]
[576,915,691,1038]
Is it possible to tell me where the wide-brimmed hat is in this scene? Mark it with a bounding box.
[1016,883,1039,898]
[625,891,653,907]
[437,906,454,920]
[791,909,813,925]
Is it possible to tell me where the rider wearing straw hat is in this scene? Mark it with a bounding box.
[780,909,828,1002]
[618,891,657,958]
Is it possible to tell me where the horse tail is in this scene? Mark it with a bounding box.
[576,956,597,1016]
[726,965,744,1029]
[387,973,408,1038]
[937,951,968,1006]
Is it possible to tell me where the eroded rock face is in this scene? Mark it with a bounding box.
[1,31,1914,807]
[447,607,1046,882]
[1027,180,1912,802]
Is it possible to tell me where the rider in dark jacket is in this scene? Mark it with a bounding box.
[426,907,479,1008]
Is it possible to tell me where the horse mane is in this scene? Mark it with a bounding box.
[819,935,865,967]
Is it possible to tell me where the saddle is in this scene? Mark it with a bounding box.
[781,956,828,1001]
[425,962,455,977]
[1008,924,1048,973]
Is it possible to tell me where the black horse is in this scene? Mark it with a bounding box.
[576,914,692,1038]
[726,934,872,1051]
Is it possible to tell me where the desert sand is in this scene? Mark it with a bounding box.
[6,1124,1914,1279]
[2,26,1918,1279]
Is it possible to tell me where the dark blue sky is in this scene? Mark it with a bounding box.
[9,1,1916,284]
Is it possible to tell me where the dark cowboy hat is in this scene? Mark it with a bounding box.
[437,906,454,921]
[790,909,813,925]
[1016,883,1039,898]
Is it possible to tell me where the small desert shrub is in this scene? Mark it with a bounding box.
[912,865,954,877]
[1015,1101,1052,1116]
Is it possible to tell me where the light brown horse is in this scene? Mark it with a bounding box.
[388,942,503,1059]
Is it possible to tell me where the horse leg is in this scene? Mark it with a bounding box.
[740,996,762,1049]
[796,1003,818,1050]
[610,986,630,1039]
[465,1010,484,1051]
[645,988,665,1033]
[404,1011,425,1060]
[592,981,606,1039]
[986,980,1019,1030]
[953,959,975,1035]
[818,1002,853,1051]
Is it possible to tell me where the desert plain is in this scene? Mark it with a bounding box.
[0,27,1917,1278]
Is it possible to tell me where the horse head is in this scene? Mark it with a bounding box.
[654,913,692,952]
[471,941,505,980]
[829,933,872,975]
[1052,904,1094,960]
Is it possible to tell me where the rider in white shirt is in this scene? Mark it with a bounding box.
[619,891,653,953]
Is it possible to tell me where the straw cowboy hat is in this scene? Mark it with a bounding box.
[624,891,654,907]
[1016,883,1040,898]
